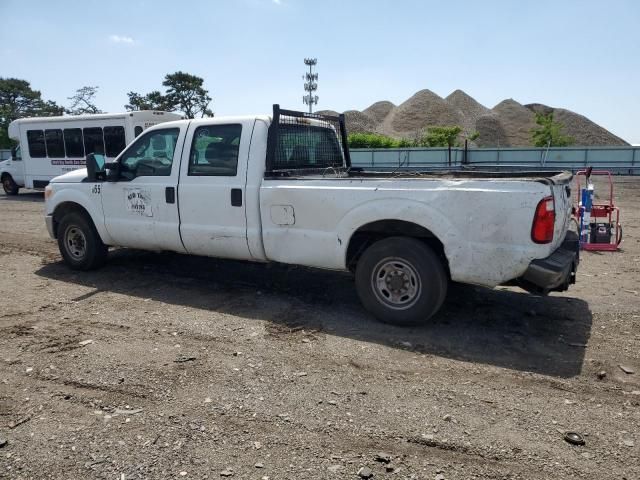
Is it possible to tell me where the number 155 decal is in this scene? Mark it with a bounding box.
[92,184,101,195]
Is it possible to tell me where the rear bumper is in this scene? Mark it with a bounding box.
[519,231,579,294]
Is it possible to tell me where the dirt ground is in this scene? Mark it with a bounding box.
[0,178,638,480]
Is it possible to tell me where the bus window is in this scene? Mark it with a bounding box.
[45,129,65,157]
[27,130,47,158]
[64,129,84,157]
[134,126,143,137]
[83,127,105,155]
[104,126,126,157]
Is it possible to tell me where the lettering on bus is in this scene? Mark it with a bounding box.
[51,159,86,165]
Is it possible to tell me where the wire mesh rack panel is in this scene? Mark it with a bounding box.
[265,104,351,177]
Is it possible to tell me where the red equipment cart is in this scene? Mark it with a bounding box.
[574,169,622,251]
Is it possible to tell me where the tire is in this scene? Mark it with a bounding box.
[355,237,448,326]
[57,212,108,270]
[2,175,19,195]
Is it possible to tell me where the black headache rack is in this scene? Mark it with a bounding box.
[265,104,352,177]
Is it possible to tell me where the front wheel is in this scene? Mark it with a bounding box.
[2,175,19,195]
[355,237,448,326]
[57,212,108,270]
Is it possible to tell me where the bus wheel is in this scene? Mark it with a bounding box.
[2,175,19,195]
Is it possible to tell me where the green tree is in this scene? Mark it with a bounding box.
[125,91,172,111]
[531,112,574,147]
[0,78,64,148]
[66,86,102,115]
[126,71,213,118]
[163,71,213,118]
[418,126,462,147]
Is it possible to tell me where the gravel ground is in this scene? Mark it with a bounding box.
[1,178,639,480]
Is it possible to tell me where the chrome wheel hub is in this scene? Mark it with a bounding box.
[371,257,421,310]
[64,226,87,259]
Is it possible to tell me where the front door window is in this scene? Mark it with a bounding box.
[118,128,179,180]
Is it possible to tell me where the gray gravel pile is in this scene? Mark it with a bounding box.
[362,101,395,125]
[314,110,339,117]
[490,99,538,147]
[526,104,628,146]
[386,89,463,137]
[475,114,509,147]
[316,90,628,146]
[445,89,490,136]
[343,110,377,134]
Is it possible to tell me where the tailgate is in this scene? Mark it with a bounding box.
[547,172,574,248]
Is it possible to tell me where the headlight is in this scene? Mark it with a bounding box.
[44,185,53,200]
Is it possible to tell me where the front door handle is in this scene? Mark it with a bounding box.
[231,188,242,207]
[165,186,175,204]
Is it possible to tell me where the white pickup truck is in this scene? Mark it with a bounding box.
[44,106,579,325]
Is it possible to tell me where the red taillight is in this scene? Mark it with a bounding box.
[531,196,555,244]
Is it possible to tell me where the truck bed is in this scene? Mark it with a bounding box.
[271,169,573,186]
[349,169,573,184]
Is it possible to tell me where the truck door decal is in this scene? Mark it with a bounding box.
[124,188,153,217]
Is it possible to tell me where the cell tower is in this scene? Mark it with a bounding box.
[303,58,318,113]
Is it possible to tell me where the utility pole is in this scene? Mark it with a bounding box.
[303,58,318,113]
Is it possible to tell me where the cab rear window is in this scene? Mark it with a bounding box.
[274,124,343,170]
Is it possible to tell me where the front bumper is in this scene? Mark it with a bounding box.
[519,231,579,294]
[45,214,55,239]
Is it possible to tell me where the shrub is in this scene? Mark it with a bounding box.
[347,132,402,148]
[417,126,462,148]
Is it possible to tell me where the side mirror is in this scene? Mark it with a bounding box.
[105,162,120,181]
[86,153,106,181]
[10,146,17,158]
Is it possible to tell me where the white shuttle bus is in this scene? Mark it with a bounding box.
[1,111,182,195]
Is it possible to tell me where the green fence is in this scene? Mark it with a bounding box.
[350,146,640,174]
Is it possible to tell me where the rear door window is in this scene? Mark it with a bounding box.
[188,124,242,176]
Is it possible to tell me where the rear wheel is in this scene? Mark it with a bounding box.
[2,175,19,195]
[57,212,108,270]
[355,237,448,326]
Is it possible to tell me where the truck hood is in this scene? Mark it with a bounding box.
[0,159,10,168]
[50,168,88,184]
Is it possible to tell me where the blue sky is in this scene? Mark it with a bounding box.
[1,0,639,143]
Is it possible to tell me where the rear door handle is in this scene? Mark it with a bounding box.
[231,188,242,207]
[165,186,175,204]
